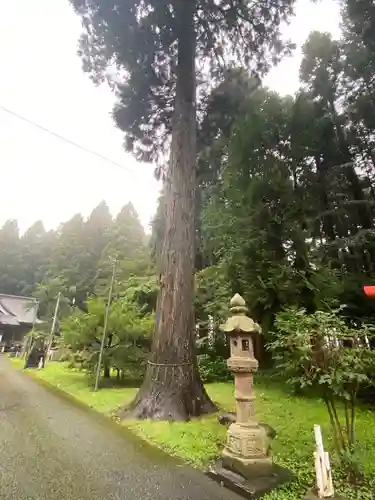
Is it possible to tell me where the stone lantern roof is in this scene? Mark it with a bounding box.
[220,294,261,335]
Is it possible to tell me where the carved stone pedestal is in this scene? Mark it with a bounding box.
[222,423,272,479]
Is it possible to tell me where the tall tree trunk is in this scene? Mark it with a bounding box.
[103,363,110,379]
[316,155,336,241]
[121,0,216,421]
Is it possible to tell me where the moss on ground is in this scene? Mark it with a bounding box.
[10,358,375,499]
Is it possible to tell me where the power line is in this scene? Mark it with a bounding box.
[0,105,159,188]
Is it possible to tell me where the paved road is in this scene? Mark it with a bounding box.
[0,356,239,500]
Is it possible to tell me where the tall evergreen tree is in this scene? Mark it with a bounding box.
[84,201,113,293]
[0,220,23,295]
[112,203,145,254]
[300,31,375,271]
[51,213,90,295]
[96,203,150,295]
[70,0,297,420]
[20,221,56,295]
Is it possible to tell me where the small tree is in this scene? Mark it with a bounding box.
[62,296,153,384]
[268,308,375,459]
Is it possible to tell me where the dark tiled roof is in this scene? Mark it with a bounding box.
[0,294,40,326]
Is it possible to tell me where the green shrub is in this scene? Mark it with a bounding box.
[268,307,375,481]
[198,354,230,383]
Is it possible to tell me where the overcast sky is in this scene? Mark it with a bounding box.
[0,0,341,233]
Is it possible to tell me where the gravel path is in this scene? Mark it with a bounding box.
[0,356,239,500]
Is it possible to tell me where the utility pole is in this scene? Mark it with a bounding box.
[23,299,39,359]
[45,292,61,365]
[94,258,117,392]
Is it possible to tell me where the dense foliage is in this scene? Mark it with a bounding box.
[195,23,375,348]
[269,308,375,475]
[4,0,375,376]
[67,0,301,420]
[62,294,154,382]
[2,0,375,419]
[0,201,149,300]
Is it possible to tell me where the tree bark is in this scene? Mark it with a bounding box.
[120,0,216,421]
[103,363,110,379]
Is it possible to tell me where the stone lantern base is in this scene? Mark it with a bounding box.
[222,454,274,480]
[208,460,292,500]
[222,422,273,479]
[208,421,292,498]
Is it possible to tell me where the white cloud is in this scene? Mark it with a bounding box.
[0,0,341,233]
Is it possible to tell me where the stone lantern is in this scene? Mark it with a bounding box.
[220,293,271,478]
[209,294,291,497]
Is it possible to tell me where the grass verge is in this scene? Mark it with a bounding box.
[10,358,375,499]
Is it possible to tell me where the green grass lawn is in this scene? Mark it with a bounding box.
[10,358,375,499]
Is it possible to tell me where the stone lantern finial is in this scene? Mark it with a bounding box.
[221,294,261,336]
[230,293,248,315]
[230,293,246,307]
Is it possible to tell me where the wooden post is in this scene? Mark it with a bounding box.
[94,258,116,392]
[314,425,334,498]
[45,292,61,366]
